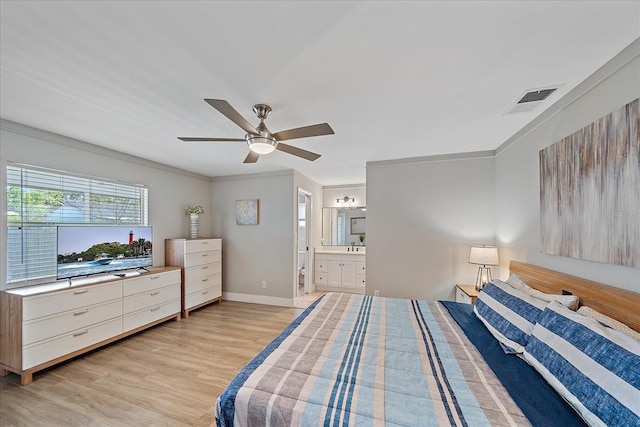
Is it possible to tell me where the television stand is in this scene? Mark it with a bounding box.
[0,266,181,385]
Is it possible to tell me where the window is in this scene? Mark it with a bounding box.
[6,164,148,287]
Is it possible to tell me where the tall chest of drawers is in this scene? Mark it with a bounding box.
[165,238,222,317]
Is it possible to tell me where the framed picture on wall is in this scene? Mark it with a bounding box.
[350,217,365,234]
[236,199,260,225]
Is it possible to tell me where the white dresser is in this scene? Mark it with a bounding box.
[314,248,365,294]
[165,238,222,317]
[0,267,181,385]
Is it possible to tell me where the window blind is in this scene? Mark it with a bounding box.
[6,164,148,287]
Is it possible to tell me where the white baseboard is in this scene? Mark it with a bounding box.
[222,292,294,307]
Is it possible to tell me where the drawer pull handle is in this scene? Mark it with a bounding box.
[202,278,208,282]
[202,266,209,269]
[202,291,209,295]
[202,241,209,244]
[150,275,160,280]
[73,330,88,337]
[150,306,160,312]
[73,310,89,316]
[202,253,209,257]
[73,289,88,295]
[150,291,160,296]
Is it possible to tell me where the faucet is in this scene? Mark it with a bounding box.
[351,242,355,252]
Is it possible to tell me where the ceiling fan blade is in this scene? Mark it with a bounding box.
[178,137,245,143]
[243,151,260,163]
[276,143,321,161]
[204,99,258,135]
[272,123,334,141]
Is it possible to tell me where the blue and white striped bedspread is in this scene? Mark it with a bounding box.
[215,292,530,426]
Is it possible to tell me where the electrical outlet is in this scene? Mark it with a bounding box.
[374,290,380,296]
[261,281,267,289]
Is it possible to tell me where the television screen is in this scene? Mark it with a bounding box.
[57,225,153,280]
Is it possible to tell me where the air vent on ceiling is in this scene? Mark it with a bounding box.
[504,85,562,115]
[517,88,557,104]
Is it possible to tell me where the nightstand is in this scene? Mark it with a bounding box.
[455,284,480,304]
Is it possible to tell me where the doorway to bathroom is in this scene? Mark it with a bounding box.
[297,188,311,298]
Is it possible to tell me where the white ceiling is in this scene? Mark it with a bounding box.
[1,1,639,185]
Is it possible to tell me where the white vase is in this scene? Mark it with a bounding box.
[189,213,199,239]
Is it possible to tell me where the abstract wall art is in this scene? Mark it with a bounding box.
[236,199,260,225]
[540,98,639,267]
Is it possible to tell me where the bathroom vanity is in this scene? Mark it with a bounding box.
[314,247,365,294]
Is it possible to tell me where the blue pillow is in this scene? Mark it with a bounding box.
[474,280,548,353]
[524,301,640,426]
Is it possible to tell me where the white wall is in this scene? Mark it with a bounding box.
[365,42,640,300]
[211,170,323,306]
[0,120,212,290]
[366,152,496,301]
[494,40,640,292]
[323,184,366,208]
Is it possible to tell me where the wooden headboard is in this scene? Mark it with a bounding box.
[509,261,640,333]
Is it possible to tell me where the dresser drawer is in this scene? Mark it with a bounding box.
[123,299,180,332]
[123,284,180,314]
[314,272,328,285]
[23,281,122,321]
[185,273,221,294]
[185,250,221,267]
[455,287,473,304]
[23,299,122,346]
[23,318,122,370]
[123,270,180,297]
[185,285,221,309]
[184,262,221,283]
[185,239,221,254]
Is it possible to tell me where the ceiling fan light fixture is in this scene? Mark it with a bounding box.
[246,135,277,154]
[179,99,329,162]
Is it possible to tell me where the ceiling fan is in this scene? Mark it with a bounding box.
[178,99,334,163]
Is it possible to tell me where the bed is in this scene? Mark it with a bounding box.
[215,261,640,426]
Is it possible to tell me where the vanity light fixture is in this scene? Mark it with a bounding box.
[469,245,499,290]
[337,196,355,204]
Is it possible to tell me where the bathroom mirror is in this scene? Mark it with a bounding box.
[322,207,366,245]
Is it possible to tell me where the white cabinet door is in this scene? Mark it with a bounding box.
[341,261,357,288]
[327,261,343,287]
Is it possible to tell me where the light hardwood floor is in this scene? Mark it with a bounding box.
[0,301,305,427]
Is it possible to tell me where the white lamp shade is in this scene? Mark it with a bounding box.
[469,245,499,266]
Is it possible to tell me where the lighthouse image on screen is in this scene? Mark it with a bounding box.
[57,226,153,279]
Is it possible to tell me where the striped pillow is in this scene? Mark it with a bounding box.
[474,280,548,354]
[577,305,640,342]
[524,301,640,427]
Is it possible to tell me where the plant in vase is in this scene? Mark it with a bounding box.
[359,233,365,245]
[185,205,204,238]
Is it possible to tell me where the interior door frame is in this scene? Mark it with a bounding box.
[297,187,312,296]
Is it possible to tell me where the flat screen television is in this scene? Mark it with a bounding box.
[57,225,153,280]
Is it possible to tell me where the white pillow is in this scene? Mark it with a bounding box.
[506,274,579,310]
[505,273,529,290]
